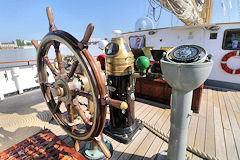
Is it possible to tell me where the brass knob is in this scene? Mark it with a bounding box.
[120,102,128,110]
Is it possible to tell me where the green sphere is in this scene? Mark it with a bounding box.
[136,56,150,73]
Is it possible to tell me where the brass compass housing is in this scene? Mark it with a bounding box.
[105,37,134,76]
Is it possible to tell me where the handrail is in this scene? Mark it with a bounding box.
[0,59,55,64]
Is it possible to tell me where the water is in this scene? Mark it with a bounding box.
[0,45,103,68]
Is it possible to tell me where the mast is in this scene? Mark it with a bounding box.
[199,0,213,24]
[206,0,214,24]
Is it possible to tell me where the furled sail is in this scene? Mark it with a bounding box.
[155,0,213,25]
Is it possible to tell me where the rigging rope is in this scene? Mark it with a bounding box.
[147,0,163,27]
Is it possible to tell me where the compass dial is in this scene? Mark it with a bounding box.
[170,45,201,62]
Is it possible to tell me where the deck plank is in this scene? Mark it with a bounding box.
[117,128,150,160]
[192,89,207,160]
[142,109,171,160]
[227,92,240,112]
[104,103,147,152]
[218,91,239,160]
[110,103,152,159]
[224,129,239,160]
[212,90,227,160]
[205,89,215,156]
[130,107,168,160]
[231,91,240,128]
[118,104,162,160]
[218,90,232,130]
[106,102,147,150]
[230,91,240,112]
[213,106,227,160]
[223,91,240,159]
[155,115,171,159]
[187,115,199,159]
[142,109,170,160]
[235,112,240,129]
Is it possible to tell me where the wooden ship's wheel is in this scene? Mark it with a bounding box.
[32,7,127,159]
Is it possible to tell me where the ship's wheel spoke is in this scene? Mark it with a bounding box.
[53,100,62,113]
[67,104,75,127]
[53,41,66,75]
[45,87,52,101]
[75,89,93,100]
[73,98,92,126]
[43,55,58,76]
[45,82,55,88]
[68,60,79,78]
[94,135,111,158]
[56,112,69,124]
[67,104,82,135]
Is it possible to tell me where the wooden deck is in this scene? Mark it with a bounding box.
[47,88,240,160]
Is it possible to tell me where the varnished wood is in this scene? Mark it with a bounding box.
[82,23,94,44]
[200,0,213,24]
[46,7,57,31]
[31,40,39,49]
[73,98,92,125]
[68,60,79,78]
[54,43,66,75]
[43,55,58,76]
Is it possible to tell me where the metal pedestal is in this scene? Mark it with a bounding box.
[168,89,192,160]
[104,75,142,144]
[84,138,113,160]
[157,90,192,160]
[104,119,142,144]
[159,45,213,160]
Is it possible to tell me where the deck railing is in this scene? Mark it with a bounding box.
[0,59,55,68]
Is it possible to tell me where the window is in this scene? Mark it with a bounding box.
[222,29,240,50]
[210,33,217,39]
[105,43,119,56]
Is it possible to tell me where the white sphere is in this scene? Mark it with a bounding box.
[98,40,108,50]
[135,17,154,31]
[112,30,122,35]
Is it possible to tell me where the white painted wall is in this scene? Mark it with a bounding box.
[123,23,240,85]
[0,65,54,100]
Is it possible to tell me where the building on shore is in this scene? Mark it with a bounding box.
[0,41,18,49]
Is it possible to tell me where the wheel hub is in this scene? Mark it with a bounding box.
[55,79,71,102]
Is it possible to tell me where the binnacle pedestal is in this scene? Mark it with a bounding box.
[104,75,142,143]
[103,37,148,144]
[159,45,213,160]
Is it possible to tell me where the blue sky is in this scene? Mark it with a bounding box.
[0,0,239,42]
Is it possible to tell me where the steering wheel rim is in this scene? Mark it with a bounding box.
[37,30,106,141]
